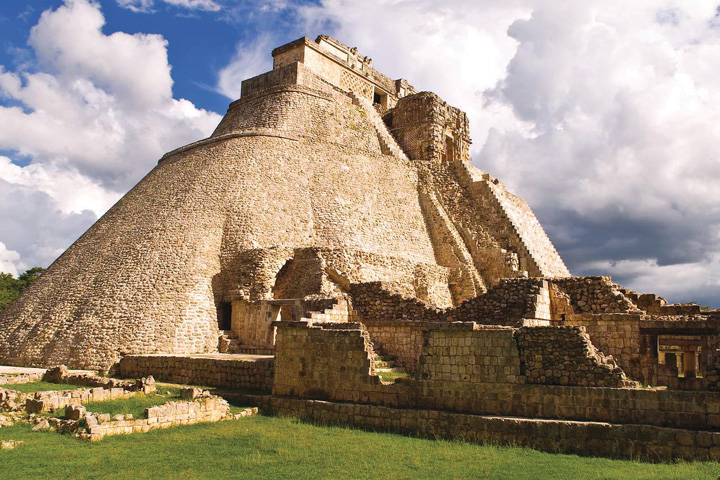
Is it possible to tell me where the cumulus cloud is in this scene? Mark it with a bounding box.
[0,0,221,270]
[299,0,720,305]
[0,242,24,278]
[117,0,221,13]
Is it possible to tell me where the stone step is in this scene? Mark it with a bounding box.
[220,329,239,339]
[218,331,243,354]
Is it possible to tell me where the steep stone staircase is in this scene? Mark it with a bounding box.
[301,301,354,324]
[218,330,243,354]
[349,91,409,160]
[453,161,571,278]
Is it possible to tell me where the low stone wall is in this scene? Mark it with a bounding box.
[25,387,140,414]
[516,326,637,387]
[0,373,43,385]
[48,396,252,441]
[118,355,274,392]
[259,396,720,461]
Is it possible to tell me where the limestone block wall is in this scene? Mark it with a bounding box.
[559,314,644,381]
[240,61,350,102]
[416,326,522,384]
[270,321,720,433]
[273,322,394,402]
[118,355,274,392]
[516,326,637,387]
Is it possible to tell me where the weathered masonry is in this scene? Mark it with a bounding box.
[2,35,719,460]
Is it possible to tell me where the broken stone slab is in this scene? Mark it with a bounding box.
[42,365,69,383]
[65,404,86,421]
[32,419,50,432]
[180,387,204,400]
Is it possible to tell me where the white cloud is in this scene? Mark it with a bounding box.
[0,0,221,271]
[216,34,275,100]
[299,0,720,305]
[583,256,720,306]
[117,0,221,13]
[0,243,25,278]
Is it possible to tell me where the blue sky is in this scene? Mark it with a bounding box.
[0,0,719,307]
[0,0,316,113]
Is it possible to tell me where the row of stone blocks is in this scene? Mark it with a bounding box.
[255,395,720,461]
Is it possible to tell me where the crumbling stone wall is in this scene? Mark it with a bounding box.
[269,320,720,433]
[349,282,444,323]
[349,278,549,327]
[549,277,639,314]
[447,278,547,325]
[365,321,427,371]
[516,326,637,387]
[273,322,393,401]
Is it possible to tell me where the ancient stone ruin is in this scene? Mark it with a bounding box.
[1,35,719,460]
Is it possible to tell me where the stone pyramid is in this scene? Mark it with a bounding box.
[0,36,569,369]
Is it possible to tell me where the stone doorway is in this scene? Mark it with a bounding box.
[217,301,232,331]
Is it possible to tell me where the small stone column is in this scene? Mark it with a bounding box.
[683,351,697,378]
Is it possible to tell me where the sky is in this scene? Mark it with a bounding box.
[0,0,718,307]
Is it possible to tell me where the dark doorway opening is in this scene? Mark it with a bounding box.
[373,91,382,104]
[217,301,232,330]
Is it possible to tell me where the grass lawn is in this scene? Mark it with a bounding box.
[0,382,83,393]
[0,414,718,479]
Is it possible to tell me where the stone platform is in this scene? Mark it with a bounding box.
[118,354,274,392]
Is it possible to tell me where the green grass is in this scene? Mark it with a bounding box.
[0,414,718,479]
[376,370,411,384]
[0,382,83,393]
